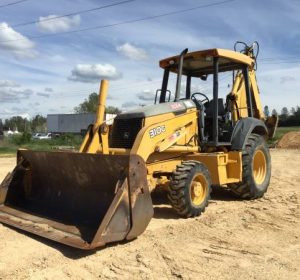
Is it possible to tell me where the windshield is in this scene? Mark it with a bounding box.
[160,71,234,103]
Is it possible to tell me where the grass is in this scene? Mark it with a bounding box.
[0,134,83,157]
[0,146,18,156]
[272,126,300,142]
[266,126,300,147]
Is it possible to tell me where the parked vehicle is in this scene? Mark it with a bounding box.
[32,133,52,140]
[0,41,277,250]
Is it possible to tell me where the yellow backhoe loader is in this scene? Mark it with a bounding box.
[0,41,277,249]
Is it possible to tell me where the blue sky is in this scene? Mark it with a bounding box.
[0,0,299,119]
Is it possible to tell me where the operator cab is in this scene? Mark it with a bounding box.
[157,47,255,147]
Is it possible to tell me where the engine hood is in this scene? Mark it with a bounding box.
[116,100,196,120]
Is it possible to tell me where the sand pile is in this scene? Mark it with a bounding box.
[276,131,300,149]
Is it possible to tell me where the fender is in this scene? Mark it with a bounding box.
[231,117,268,150]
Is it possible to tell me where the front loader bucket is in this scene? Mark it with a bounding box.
[0,150,153,249]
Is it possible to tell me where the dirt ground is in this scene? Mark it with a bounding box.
[0,149,299,280]
[277,131,300,149]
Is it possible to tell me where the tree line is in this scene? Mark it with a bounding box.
[0,115,47,133]
[264,105,300,127]
[0,92,121,133]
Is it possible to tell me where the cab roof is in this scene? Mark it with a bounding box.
[159,48,254,77]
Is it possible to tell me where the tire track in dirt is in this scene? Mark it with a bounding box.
[0,149,299,279]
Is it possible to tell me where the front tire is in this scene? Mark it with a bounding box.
[168,161,211,217]
[229,133,271,199]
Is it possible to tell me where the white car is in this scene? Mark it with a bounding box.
[32,133,52,140]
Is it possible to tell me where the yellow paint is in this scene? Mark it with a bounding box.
[131,110,198,161]
[79,45,268,192]
[79,80,109,154]
[155,127,187,152]
[230,68,265,123]
[253,150,267,185]
[160,48,254,70]
[231,71,249,121]
[249,69,264,119]
[95,80,108,128]
[190,174,208,206]
[185,152,242,185]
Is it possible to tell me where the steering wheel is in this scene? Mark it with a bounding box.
[191,92,209,108]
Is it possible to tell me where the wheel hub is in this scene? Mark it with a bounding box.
[192,182,203,197]
[190,175,207,206]
[253,149,267,185]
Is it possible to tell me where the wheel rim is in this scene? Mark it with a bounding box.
[190,174,208,206]
[253,149,267,185]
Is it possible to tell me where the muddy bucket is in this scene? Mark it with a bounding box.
[0,150,153,249]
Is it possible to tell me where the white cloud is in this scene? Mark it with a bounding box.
[37,15,81,33]
[122,101,138,110]
[280,76,295,84]
[0,80,20,88]
[0,107,31,119]
[37,92,50,98]
[44,87,53,92]
[68,64,122,83]
[258,65,300,111]
[0,108,13,115]
[117,43,149,61]
[137,89,156,101]
[47,54,66,63]
[0,88,34,103]
[19,112,31,119]
[0,22,36,58]
[29,102,40,107]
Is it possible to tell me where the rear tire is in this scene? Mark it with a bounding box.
[229,133,271,199]
[168,161,211,217]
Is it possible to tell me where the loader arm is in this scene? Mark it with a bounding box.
[131,110,199,161]
[0,80,155,250]
[79,80,109,154]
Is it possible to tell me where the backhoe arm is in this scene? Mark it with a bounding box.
[230,68,278,138]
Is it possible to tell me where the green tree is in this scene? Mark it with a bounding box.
[31,114,47,132]
[271,109,278,116]
[0,119,3,137]
[4,116,30,132]
[278,105,300,127]
[295,106,300,117]
[290,107,296,115]
[106,106,121,114]
[280,107,289,121]
[74,93,121,114]
[74,92,99,113]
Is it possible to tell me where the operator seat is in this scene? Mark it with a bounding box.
[204,98,226,117]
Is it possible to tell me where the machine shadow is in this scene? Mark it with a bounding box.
[151,191,180,220]
[4,224,133,259]
[210,185,241,202]
[3,187,240,258]
[4,225,94,258]
[151,185,241,220]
